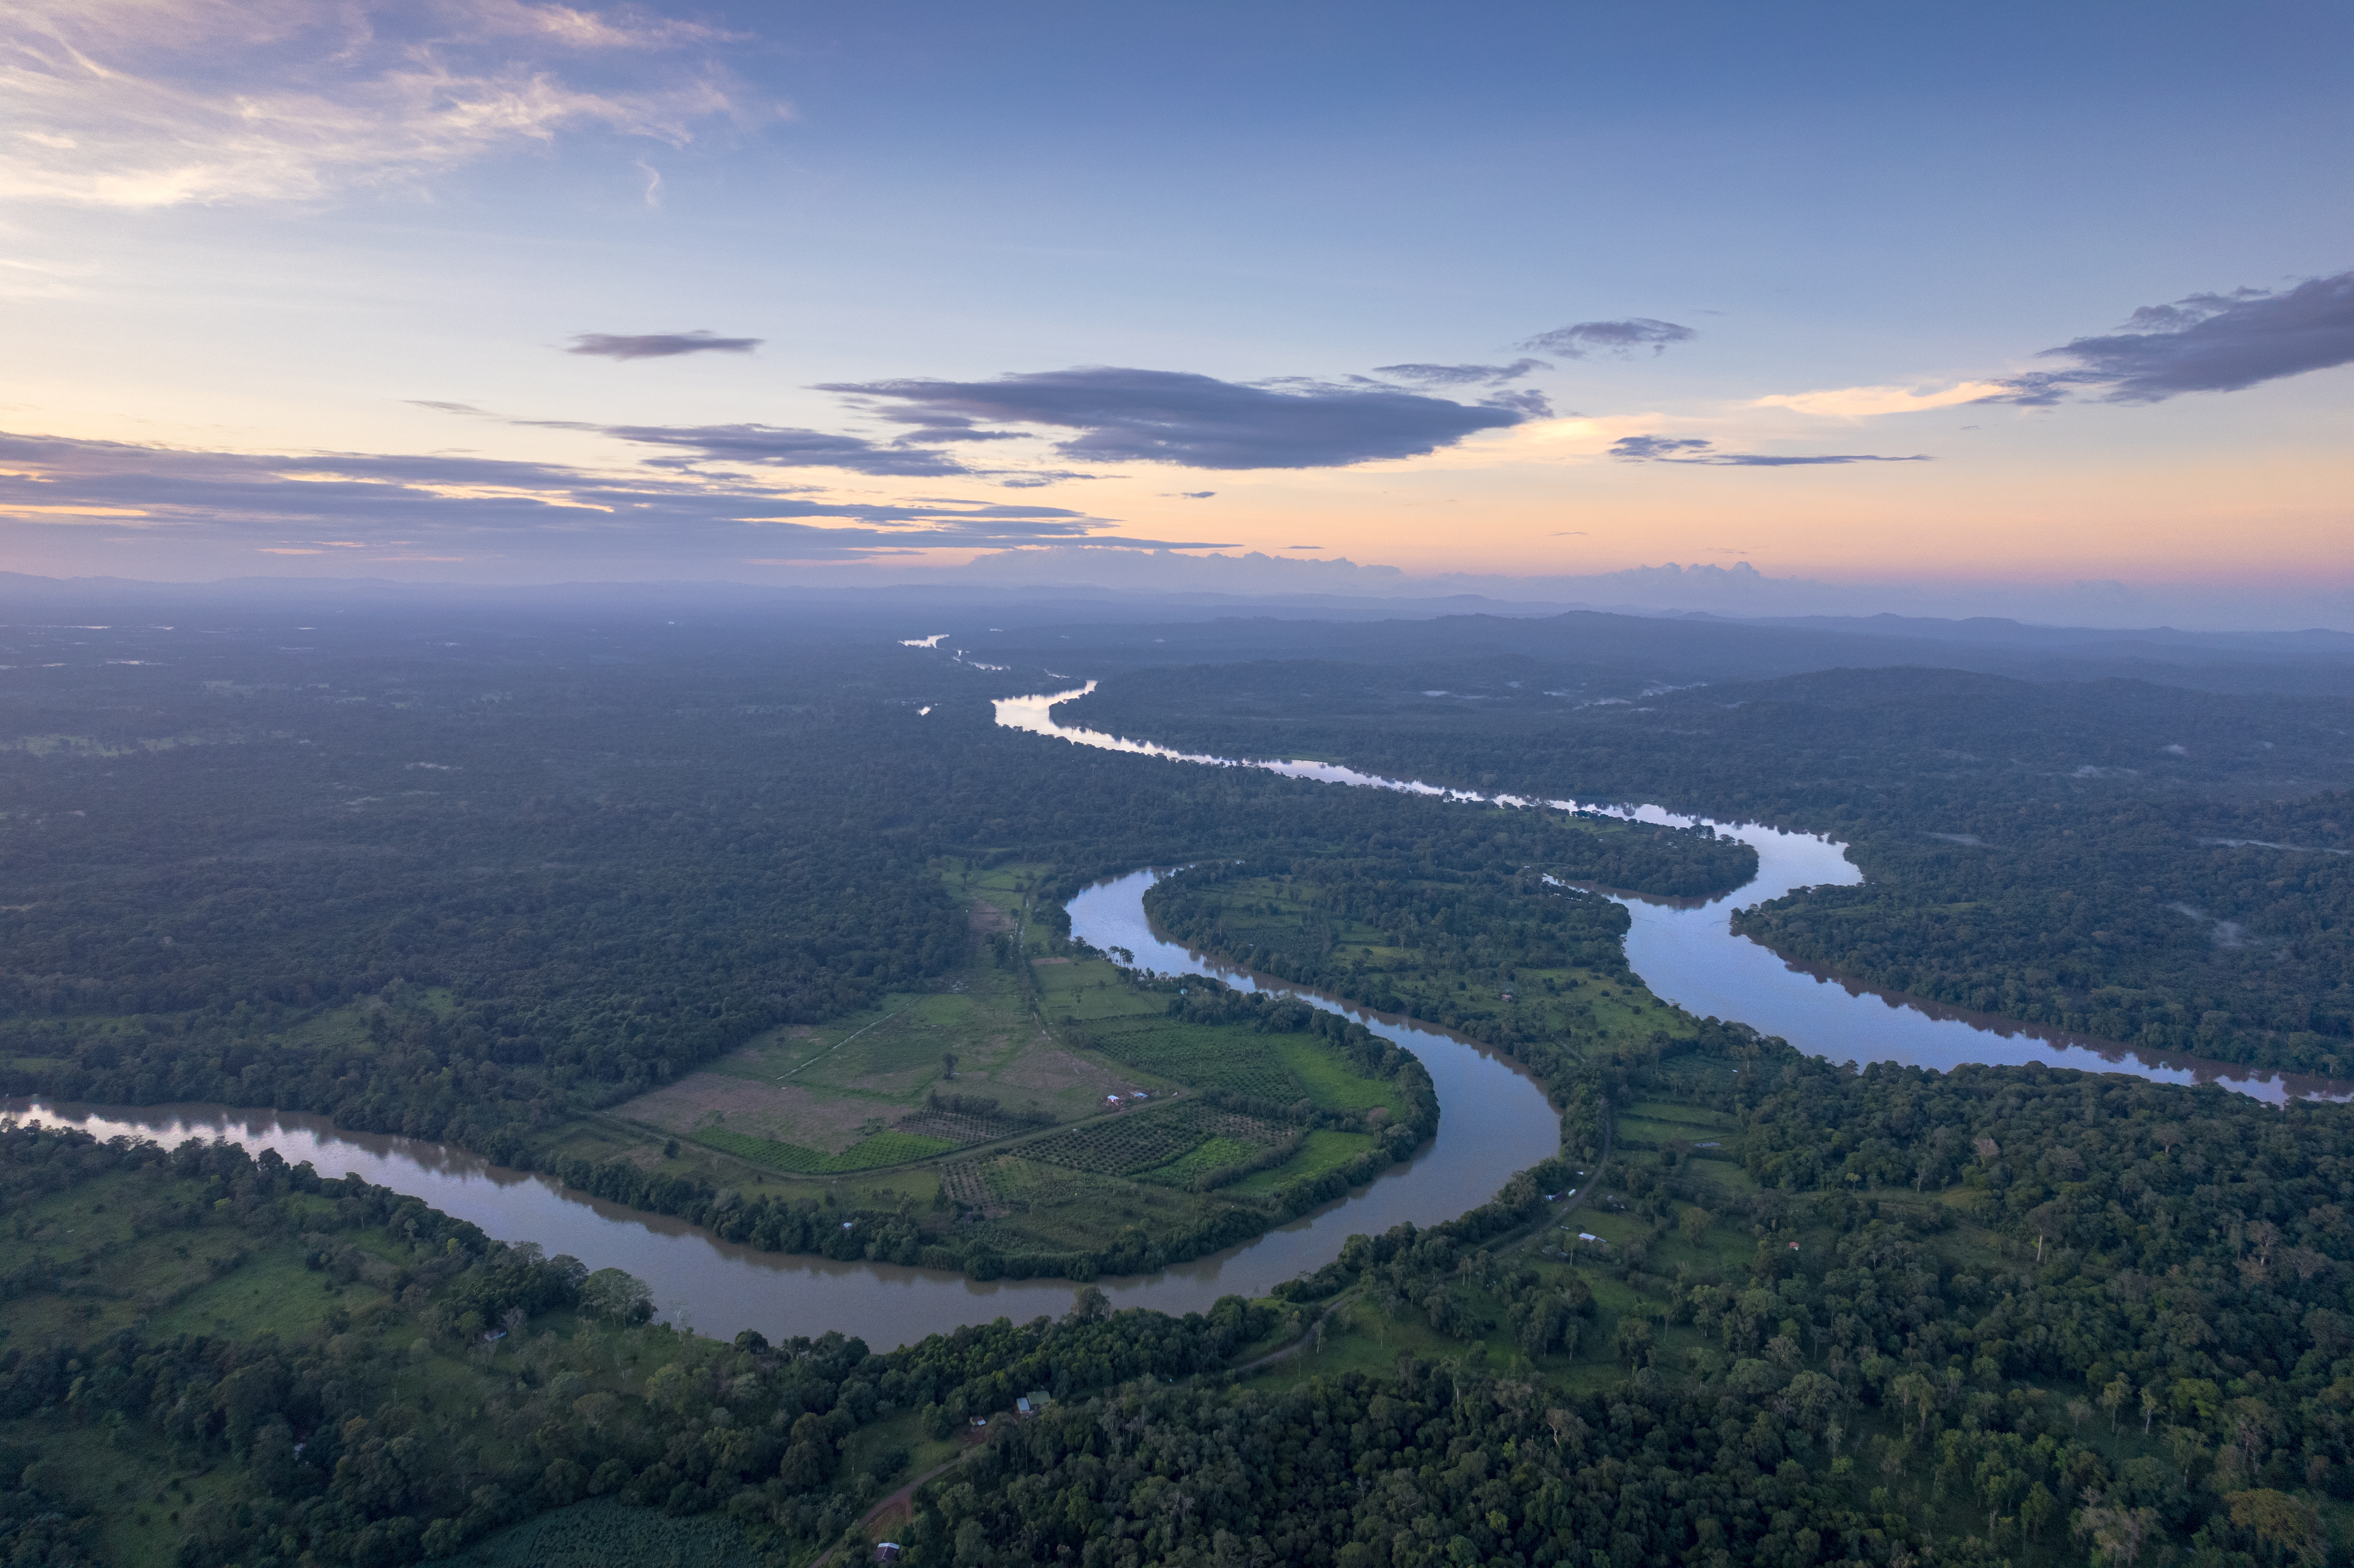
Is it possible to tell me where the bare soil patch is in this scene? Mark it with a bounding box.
[993,1047,1146,1101]
[618,1075,881,1154]
[968,900,1015,934]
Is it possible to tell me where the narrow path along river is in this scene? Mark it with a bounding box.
[999,682,2347,1105]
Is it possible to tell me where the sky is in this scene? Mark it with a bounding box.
[3,0,2351,618]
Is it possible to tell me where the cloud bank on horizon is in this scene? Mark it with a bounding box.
[0,429,1233,566]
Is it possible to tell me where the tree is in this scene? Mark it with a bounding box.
[581,1268,654,1323]
[2102,1376,2133,1435]
[941,1051,958,1081]
[1610,1318,1652,1367]
[2225,1489,2327,1567]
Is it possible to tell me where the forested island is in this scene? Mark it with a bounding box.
[6,599,2354,1567]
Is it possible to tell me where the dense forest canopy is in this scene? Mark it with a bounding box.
[0,608,1746,1164]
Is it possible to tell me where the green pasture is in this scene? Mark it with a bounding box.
[1224,1129,1376,1196]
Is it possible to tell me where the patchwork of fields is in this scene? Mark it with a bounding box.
[570,861,1422,1267]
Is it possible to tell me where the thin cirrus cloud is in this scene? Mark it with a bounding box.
[1516,319,1696,358]
[816,367,1528,470]
[1371,358,1551,387]
[0,0,748,208]
[0,429,1225,561]
[1982,270,2354,405]
[600,423,981,479]
[1610,435,1930,467]
[424,401,1080,485]
[568,331,763,360]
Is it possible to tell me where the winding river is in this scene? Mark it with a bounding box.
[12,678,2335,1349]
[998,682,2345,1106]
[7,868,1560,1351]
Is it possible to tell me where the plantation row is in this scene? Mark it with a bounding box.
[1018,1102,1292,1179]
[1087,1022,1310,1103]
[691,1126,961,1175]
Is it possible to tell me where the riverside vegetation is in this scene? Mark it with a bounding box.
[1062,660,2354,1074]
[19,974,2354,1568]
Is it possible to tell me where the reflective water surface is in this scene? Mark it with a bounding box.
[1001,684,2346,1104]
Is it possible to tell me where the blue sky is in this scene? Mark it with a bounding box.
[4,0,2350,605]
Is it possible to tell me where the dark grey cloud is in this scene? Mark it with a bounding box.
[0,430,1219,562]
[567,331,763,361]
[814,367,1526,470]
[1610,435,1929,467]
[1169,490,1216,499]
[1517,319,1696,359]
[1982,271,2354,405]
[1372,357,1551,387]
[602,423,977,478]
[870,411,1029,445]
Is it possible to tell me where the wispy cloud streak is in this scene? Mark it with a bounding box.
[0,0,752,207]
[0,430,1219,561]
[1610,435,1929,467]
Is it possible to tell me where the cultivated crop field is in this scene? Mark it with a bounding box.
[550,859,1425,1272]
[1018,1101,1291,1179]
[1087,1021,1309,1101]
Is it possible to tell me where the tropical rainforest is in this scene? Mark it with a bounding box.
[5,593,2354,1567]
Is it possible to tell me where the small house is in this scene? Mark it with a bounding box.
[1015,1397,1033,1417]
[875,1544,902,1563]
